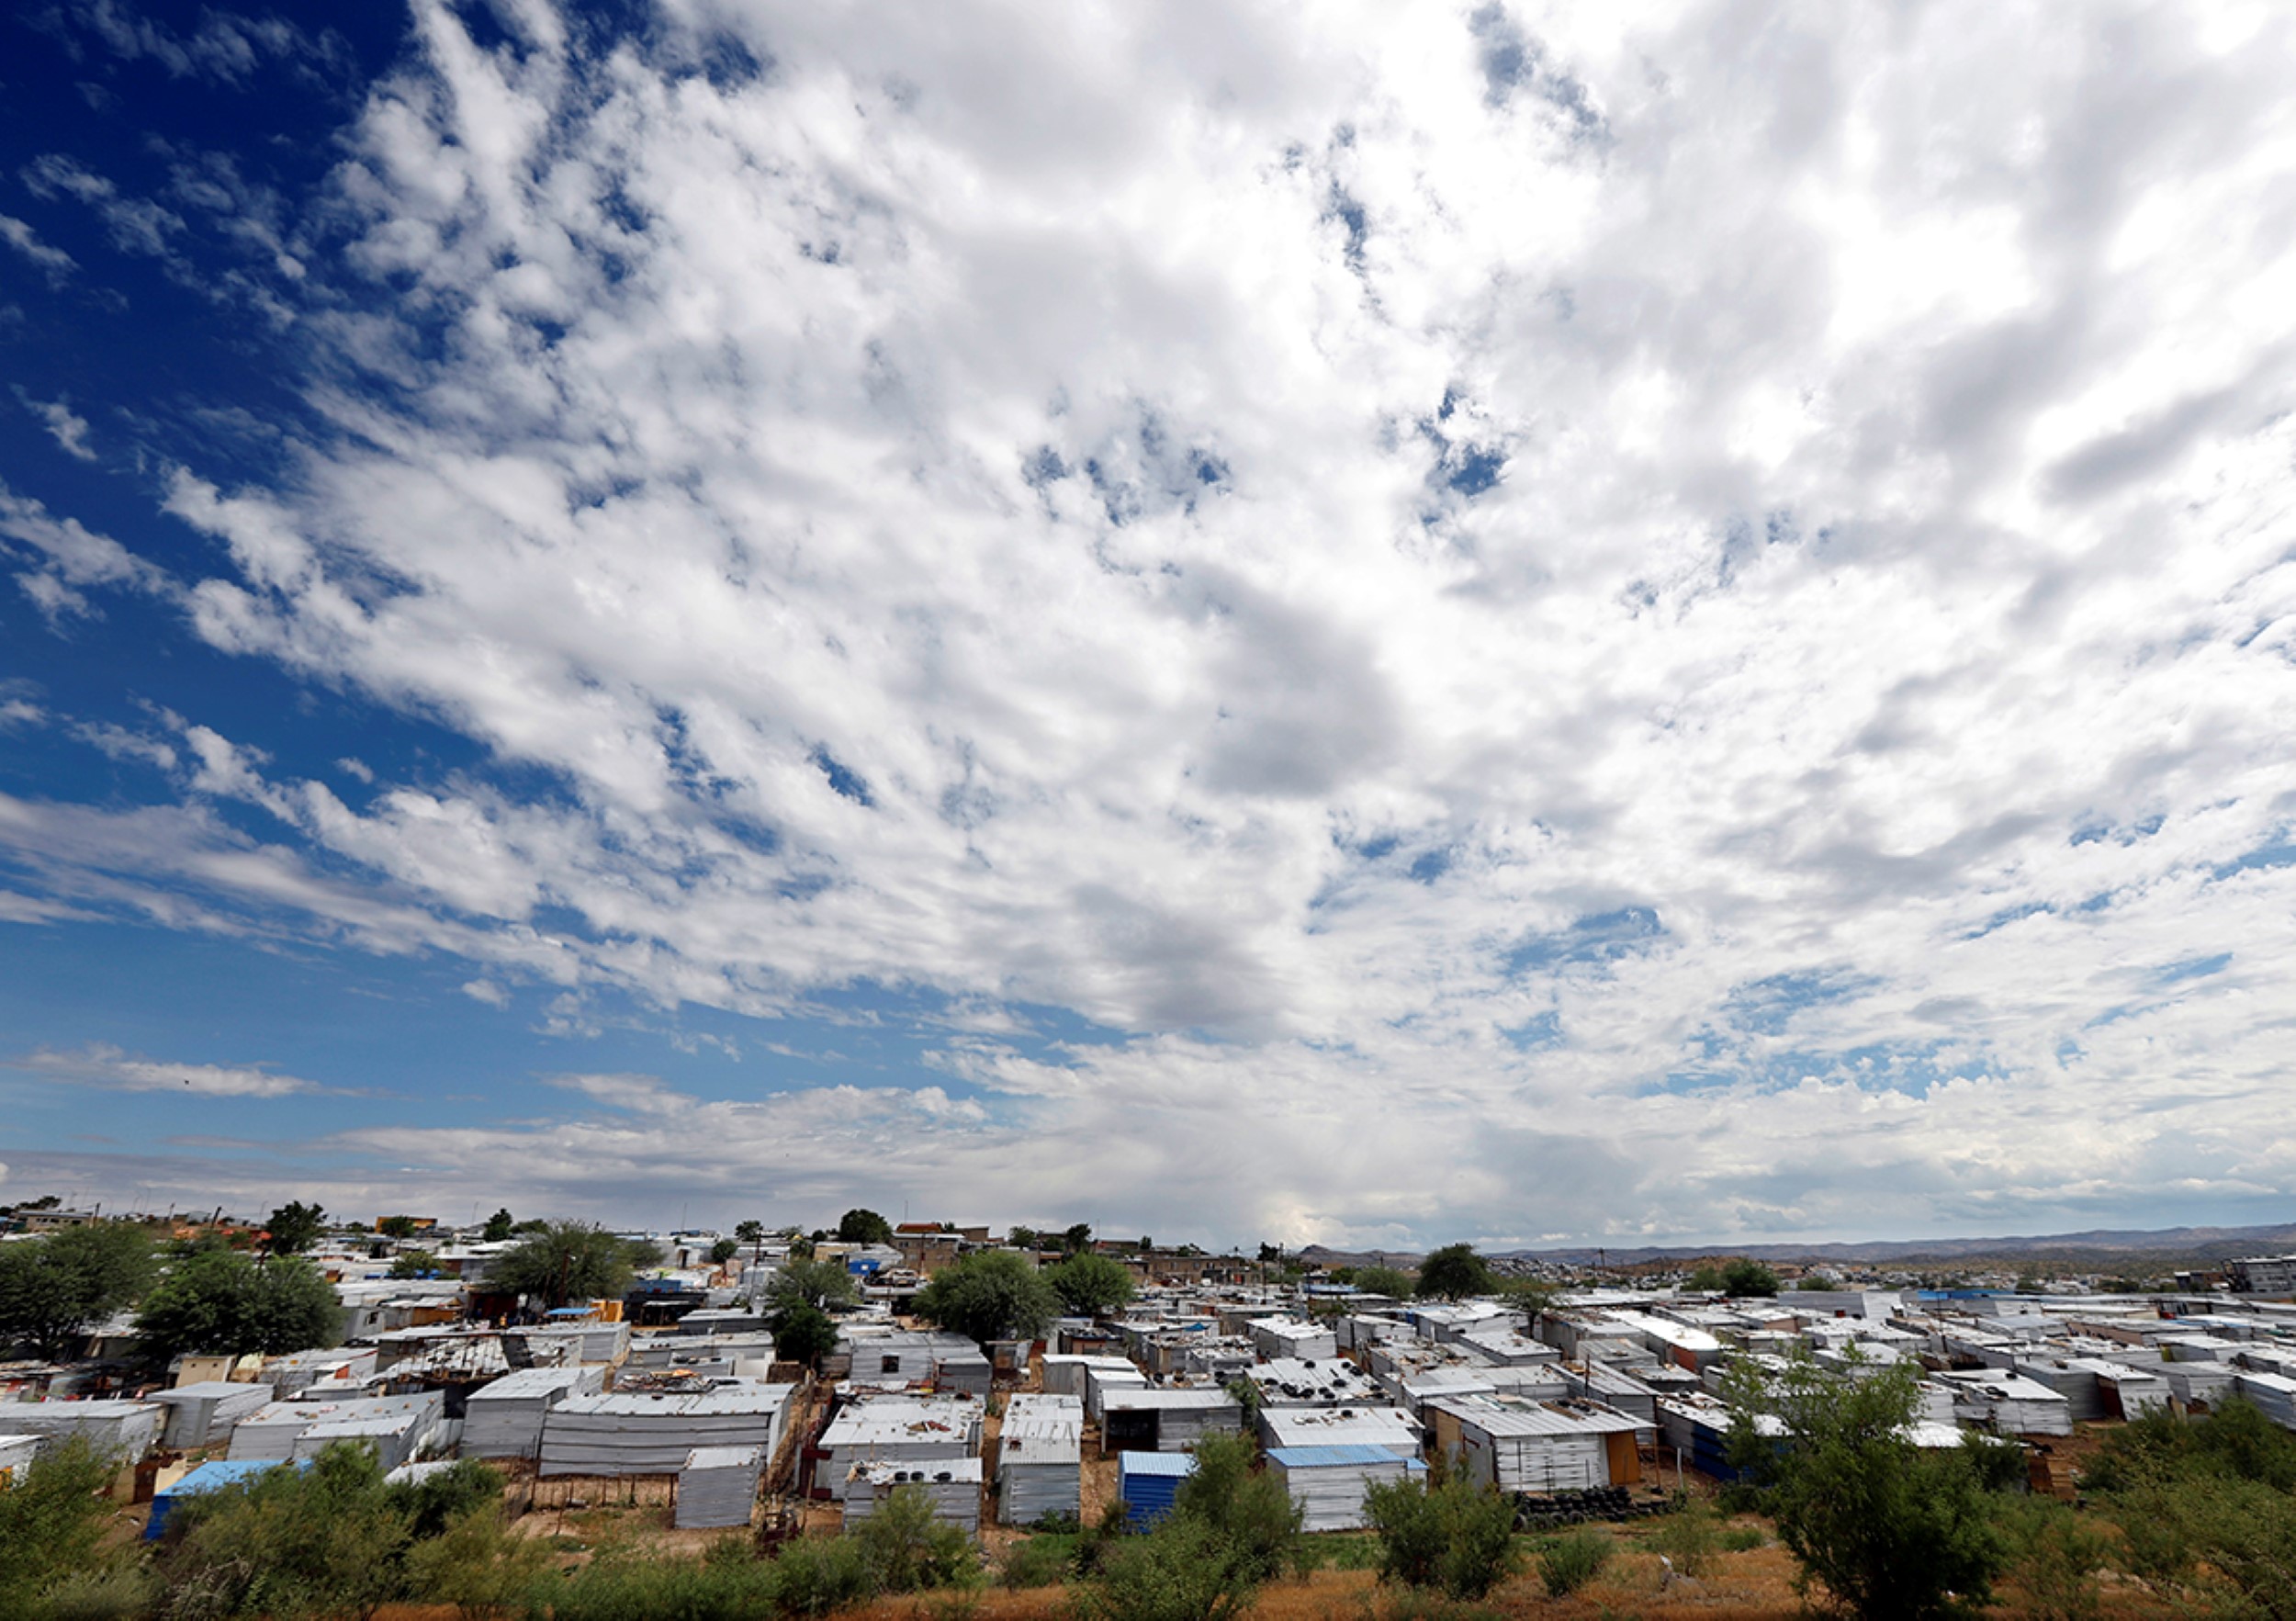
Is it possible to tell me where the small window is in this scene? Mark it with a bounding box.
[882,1356,902,1374]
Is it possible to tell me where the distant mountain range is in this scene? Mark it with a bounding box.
[1300,1220,2296,1271]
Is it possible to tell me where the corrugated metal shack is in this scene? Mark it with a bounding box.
[537,1382,795,1478]
[674,1446,761,1528]
[1255,1403,1419,1458]
[996,1394,1081,1525]
[843,1458,982,1534]
[1426,1394,1648,1493]
[1266,1445,1424,1532]
[1098,1389,1244,1455]
[3,1399,163,1459]
[814,1393,982,1500]
[462,1366,605,1458]
[151,1382,275,1450]
[1115,1450,1195,1527]
[1250,1356,1381,1409]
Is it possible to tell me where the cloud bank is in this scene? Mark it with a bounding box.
[5,0,2296,1244]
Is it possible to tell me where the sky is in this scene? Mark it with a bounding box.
[1,1,2293,1251]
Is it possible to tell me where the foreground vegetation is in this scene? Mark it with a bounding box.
[8,1390,2296,1620]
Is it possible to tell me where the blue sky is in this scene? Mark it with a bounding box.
[4,0,2295,1249]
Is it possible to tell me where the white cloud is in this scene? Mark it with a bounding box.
[17,394,96,460]
[10,1042,332,1098]
[0,214,74,281]
[9,0,2296,1241]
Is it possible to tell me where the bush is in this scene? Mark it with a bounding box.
[401,1501,552,1620]
[37,1563,163,1621]
[1536,1528,1612,1597]
[1078,1515,1258,1621]
[1362,1465,1519,1600]
[0,1438,124,1621]
[1169,1430,1300,1583]
[848,1483,982,1595]
[159,1440,412,1621]
[534,1551,779,1621]
[1649,1495,1721,1580]
[996,1535,1075,1589]
[1998,1498,2111,1621]
[768,1535,875,1617]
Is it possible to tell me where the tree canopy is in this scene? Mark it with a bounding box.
[760,1257,856,1370]
[912,1250,1057,1345]
[261,1201,327,1256]
[481,1208,515,1243]
[1727,1351,2010,1619]
[485,1221,643,1308]
[134,1251,340,1363]
[0,1222,155,1360]
[836,1208,895,1244]
[1351,1264,1415,1300]
[1045,1252,1137,1317]
[1414,1244,1496,1300]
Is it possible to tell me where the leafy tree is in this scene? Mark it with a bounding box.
[1363,1452,1519,1599]
[262,1200,328,1256]
[485,1221,641,1308]
[709,1237,740,1265]
[913,1250,1058,1345]
[848,1480,984,1595]
[135,1250,341,1363]
[735,1218,765,1260]
[0,1438,123,1621]
[480,1208,515,1243]
[1413,1243,1495,1300]
[402,1500,552,1621]
[1352,1264,1415,1299]
[1047,1252,1138,1317]
[388,1248,439,1278]
[1007,1225,1041,1249]
[377,1215,422,1240]
[1723,1257,1782,1297]
[1687,1262,1728,1292]
[1064,1221,1094,1255]
[1170,1430,1302,1583]
[837,1208,895,1244]
[0,1221,155,1359]
[769,1301,841,1370]
[623,1234,665,1271]
[768,1257,861,1311]
[1082,1432,1300,1621]
[1726,1350,2010,1619]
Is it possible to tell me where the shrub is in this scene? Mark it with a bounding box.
[1362,1466,1519,1600]
[402,1501,552,1620]
[996,1534,1075,1589]
[32,1561,162,1621]
[1649,1495,1721,1580]
[1998,1498,2111,1621]
[1536,1528,1612,1597]
[159,1440,412,1621]
[849,1483,983,1594]
[1169,1430,1301,1583]
[1078,1515,1258,1621]
[532,1551,779,1621]
[770,1533,876,1617]
[0,1437,124,1621]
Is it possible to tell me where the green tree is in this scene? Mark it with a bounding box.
[734,1218,765,1261]
[388,1248,439,1278]
[159,1442,414,1619]
[837,1208,895,1244]
[1047,1252,1138,1317]
[1170,1430,1302,1583]
[0,1438,123,1621]
[1413,1243,1495,1300]
[768,1256,861,1311]
[0,1221,154,1360]
[1723,1257,1782,1297]
[769,1301,841,1370]
[134,1250,341,1363]
[913,1250,1058,1345]
[709,1237,740,1265]
[1351,1264,1414,1299]
[480,1208,515,1243]
[262,1200,327,1256]
[1727,1350,2010,1619]
[1007,1225,1041,1249]
[1688,1261,1728,1292]
[1064,1221,1094,1255]
[485,1221,640,1309]
[2088,1398,2296,1617]
[377,1215,422,1239]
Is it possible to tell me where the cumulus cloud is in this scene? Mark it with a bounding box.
[6,1,2296,1241]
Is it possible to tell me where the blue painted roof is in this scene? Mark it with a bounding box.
[163,1459,292,1494]
[1118,1451,1199,1479]
[1266,1445,1413,1469]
